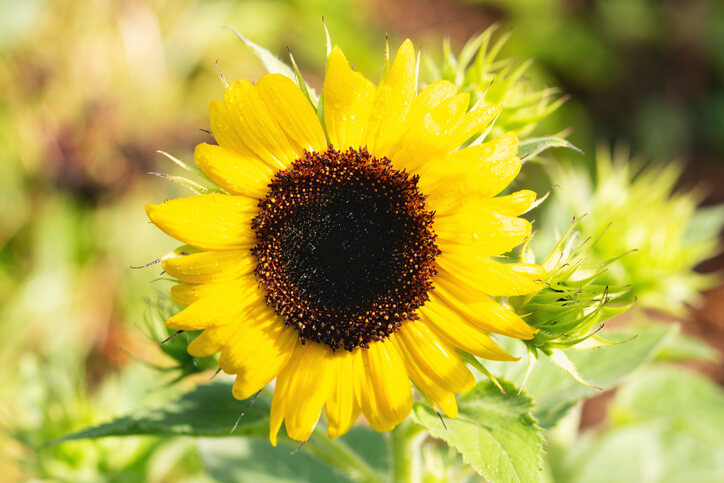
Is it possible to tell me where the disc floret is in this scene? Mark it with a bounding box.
[252,147,440,350]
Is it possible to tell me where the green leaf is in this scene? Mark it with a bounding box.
[517,136,582,161]
[610,366,724,444]
[51,381,269,443]
[516,325,677,428]
[199,438,355,483]
[337,427,390,475]
[561,423,724,483]
[553,367,724,483]
[412,380,543,483]
[53,382,387,482]
[686,204,724,243]
[654,331,721,362]
[198,427,388,483]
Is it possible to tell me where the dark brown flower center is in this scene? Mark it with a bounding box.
[252,147,439,350]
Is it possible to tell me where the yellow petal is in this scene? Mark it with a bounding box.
[396,322,475,393]
[480,190,538,216]
[433,277,535,339]
[436,253,545,296]
[283,342,335,442]
[270,342,300,446]
[365,80,457,160]
[323,46,376,150]
[166,279,264,330]
[366,39,417,157]
[418,133,520,200]
[402,81,458,130]
[391,333,459,417]
[226,317,298,400]
[218,313,291,370]
[451,105,503,149]
[170,278,251,306]
[145,194,258,251]
[326,349,361,438]
[162,249,255,284]
[223,79,302,168]
[187,320,248,357]
[419,301,517,361]
[387,93,470,170]
[358,337,412,432]
[434,393,458,418]
[194,143,273,198]
[209,100,250,155]
[394,104,501,172]
[435,206,532,256]
[256,74,327,153]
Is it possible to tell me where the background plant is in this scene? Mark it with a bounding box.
[1,0,722,481]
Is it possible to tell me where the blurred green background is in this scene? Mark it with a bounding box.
[1,0,722,480]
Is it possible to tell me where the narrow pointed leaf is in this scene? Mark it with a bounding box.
[226,26,295,79]
[518,136,583,160]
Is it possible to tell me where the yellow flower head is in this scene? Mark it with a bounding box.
[145,39,545,445]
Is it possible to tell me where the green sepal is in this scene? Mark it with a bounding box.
[141,294,218,379]
[546,349,602,391]
[155,150,225,193]
[226,25,294,79]
[156,150,204,175]
[517,136,583,161]
[287,48,319,109]
[226,26,319,112]
[458,350,506,394]
[511,224,633,355]
[148,172,216,195]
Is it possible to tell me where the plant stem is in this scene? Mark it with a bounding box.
[390,419,426,483]
[306,431,383,483]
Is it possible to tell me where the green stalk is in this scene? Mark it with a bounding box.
[390,420,426,483]
[305,431,384,483]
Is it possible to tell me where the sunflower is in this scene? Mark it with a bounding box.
[146,39,545,445]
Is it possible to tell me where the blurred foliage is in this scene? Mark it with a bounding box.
[545,366,724,483]
[469,0,724,162]
[541,145,724,315]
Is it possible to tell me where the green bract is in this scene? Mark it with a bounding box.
[513,226,631,354]
[144,279,219,381]
[506,224,633,390]
[422,26,568,142]
[549,146,724,315]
